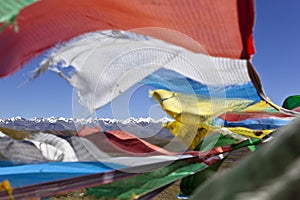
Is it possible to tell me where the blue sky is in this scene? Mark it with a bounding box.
[253,0,300,105]
[0,0,299,119]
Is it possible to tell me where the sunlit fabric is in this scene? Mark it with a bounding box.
[143,69,261,101]
[38,30,255,110]
[1,0,299,199]
[0,0,254,78]
[163,120,274,149]
[150,89,254,124]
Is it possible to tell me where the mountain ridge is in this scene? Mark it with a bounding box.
[0,117,173,138]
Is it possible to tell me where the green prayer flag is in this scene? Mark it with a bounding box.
[87,160,207,200]
[0,0,37,31]
[282,95,300,110]
[190,118,300,200]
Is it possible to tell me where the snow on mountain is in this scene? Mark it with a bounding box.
[0,117,173,138]
[155,117,172,123]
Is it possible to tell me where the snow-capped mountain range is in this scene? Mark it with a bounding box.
[0,117,172,137]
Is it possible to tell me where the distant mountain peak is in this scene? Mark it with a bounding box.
[0,117,173,138]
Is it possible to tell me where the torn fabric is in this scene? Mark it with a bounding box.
[40,30,253,111]
[0,0,254,78]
